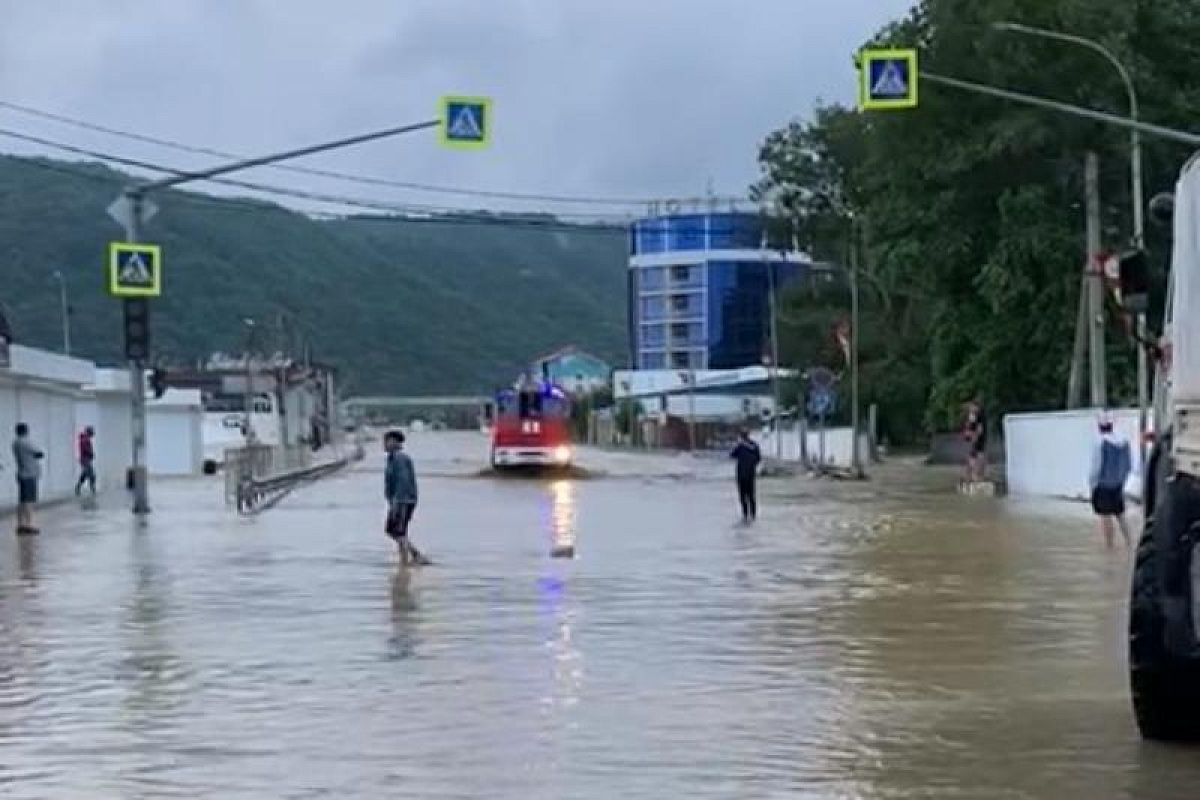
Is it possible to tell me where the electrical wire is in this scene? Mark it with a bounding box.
[0,126,774,239]
[0,97,750,208]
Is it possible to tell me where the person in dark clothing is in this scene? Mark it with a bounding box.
[963,397,988,482]
[75,426,97,496]
[383,430,428,566]
[730,429,762,521]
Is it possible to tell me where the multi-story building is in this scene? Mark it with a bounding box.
[627,212,808,371]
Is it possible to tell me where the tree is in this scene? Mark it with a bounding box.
[753,0,1200,442]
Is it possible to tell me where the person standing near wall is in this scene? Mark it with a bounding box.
[1090,413,1133,549]
[75,426,96,496]
[962,397,988,483]
[11,423,44,535]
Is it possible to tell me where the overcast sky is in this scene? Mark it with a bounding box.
[0,0,914,217]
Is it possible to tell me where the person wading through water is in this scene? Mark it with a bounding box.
[1089,413,1133,549]
[383,430,429,566]
[730,428,762,521]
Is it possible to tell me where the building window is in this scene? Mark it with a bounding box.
[641,352,666,370]
[640,295,665,320]
[640,266,665,291]
[640,323,665,348]
[669,321,703,345]
[670,265,691,284]
[670,351,692,369]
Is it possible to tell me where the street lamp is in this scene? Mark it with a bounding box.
[993,21,1149,453]
[51,270,70,356]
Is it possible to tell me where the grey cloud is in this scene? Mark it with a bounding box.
[0,0,913,214]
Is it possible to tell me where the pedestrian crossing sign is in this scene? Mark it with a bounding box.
[858,48,918,111]
[439,95,492,149]
[108,242,162,298]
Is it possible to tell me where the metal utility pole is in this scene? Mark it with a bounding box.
[51,271,70,356]
[108,116,440,514]
[122,190,151,514]
[762,226,783,461]
[1086,152,1107,408]
[994,21,1147,455]
[849,220,863,478]
[243,318,257,442]
[686,370,697,451]
[1067,271,1089,409]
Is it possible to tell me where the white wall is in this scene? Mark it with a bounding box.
[0,346,93,507]
[147,390,204,476]
[1004,408,1144,500]
[758,425,870,469]
[640,394,774,420]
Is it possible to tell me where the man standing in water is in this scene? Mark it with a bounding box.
[730,429,762,521]
[1090,413,1133,548]
[11,423,43,534]
[383,430,428,565]
[963,396,988,482]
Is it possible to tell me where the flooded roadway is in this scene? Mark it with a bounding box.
[1,432,1198,798]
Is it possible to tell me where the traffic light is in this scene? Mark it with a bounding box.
[149,367,167,399]
[1118,249,1150,314]
[123,298,150,361]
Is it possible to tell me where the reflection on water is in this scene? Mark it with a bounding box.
[387,568,419,661]
[16,535,37,584]
[548,479,577,558]
[540,480,583,711]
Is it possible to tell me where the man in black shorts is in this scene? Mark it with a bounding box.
[11,423,44,535]
[383,430,427,565]
[1089,414,1133,548]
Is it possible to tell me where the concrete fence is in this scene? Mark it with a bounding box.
[1003,407,1143,501]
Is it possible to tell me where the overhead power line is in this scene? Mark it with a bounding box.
[0,98,750,208]
[0,125,775,239]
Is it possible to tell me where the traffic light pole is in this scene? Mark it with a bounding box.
[124,189,150,514]
[112,117,442,515]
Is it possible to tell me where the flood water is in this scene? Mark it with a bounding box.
[1,432,1198,798]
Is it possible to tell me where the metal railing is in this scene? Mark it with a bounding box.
[223,442,364,514]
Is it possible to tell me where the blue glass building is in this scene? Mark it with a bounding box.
[628,213,807,370]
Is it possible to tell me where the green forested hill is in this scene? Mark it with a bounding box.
[0,156,628,394]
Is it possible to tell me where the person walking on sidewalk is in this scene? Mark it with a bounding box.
[75,426,97,496]
[11,423,44,535]
[383,430,428,566]
[730,429,762,521]
[1090,413,1133,549]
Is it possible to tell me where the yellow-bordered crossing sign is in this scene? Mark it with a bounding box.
[858,49,919,111]
[439,95,492,149]
[108,242,162,298]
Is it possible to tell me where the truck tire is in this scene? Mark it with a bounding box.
[1130,440,1200,740]
[1131,526,1198,739]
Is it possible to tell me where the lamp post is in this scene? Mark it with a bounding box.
[994,21,1147,451]
[51,270,70,356]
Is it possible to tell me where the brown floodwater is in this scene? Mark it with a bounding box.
[0,433,1197,798]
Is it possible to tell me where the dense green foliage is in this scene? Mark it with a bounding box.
[754,0,1200,443]
[0,157,627,394]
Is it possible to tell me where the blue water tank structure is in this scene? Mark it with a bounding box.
[627,213,808,370]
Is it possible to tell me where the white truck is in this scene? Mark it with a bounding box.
[1127,151,1200,741]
